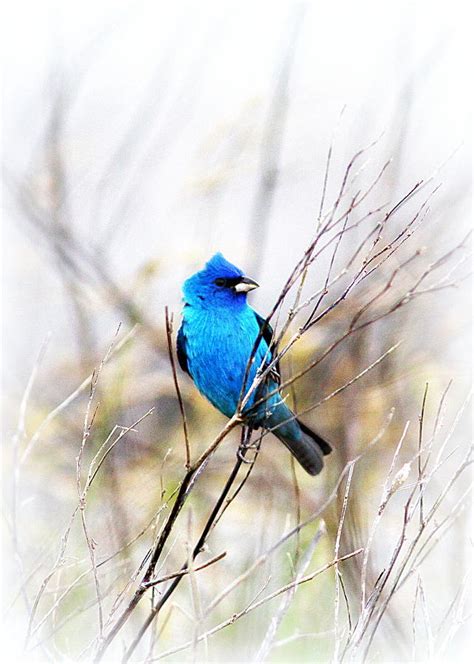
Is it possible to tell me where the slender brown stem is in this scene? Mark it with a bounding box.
[164,306,191,468]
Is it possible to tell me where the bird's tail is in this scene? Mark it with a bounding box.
[266,406,332,476]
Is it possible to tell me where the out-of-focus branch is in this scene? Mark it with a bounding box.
[21,324,138,464]
[342,389,473,661]
[247,2,306,277]
[254,522,325,662]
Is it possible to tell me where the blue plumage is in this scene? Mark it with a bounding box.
[177,253,332,475]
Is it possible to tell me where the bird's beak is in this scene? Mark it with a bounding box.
[234,276,259,293]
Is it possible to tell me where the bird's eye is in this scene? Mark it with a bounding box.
[214,278,226,287]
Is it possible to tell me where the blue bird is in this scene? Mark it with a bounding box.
[177,253,332,475]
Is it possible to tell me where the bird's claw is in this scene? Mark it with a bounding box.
[237,435,262,463]
[237,448,254,464]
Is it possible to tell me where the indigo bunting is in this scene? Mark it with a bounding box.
[177,253,332,475]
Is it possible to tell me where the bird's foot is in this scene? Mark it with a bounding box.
[237,434,262,464]
[237,448,254,464]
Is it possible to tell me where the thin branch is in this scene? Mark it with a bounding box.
[333,463,355,663]
[418,383,429,527]
[142,551,227,589]
[165,307,190,468]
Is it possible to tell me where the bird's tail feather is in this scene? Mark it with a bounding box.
[298,420,333,456]
[273,418,332,476]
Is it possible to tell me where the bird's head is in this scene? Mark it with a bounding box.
[183,253,259,308]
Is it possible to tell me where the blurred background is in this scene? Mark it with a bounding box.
[2,1,471,662]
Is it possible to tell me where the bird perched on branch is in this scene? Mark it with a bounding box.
[177,253,332,475]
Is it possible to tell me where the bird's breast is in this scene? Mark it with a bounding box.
[183,306,262,418]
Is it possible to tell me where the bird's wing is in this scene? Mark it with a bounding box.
[177,324,190,375]
[254,312,281,384]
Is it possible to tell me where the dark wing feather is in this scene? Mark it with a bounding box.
[176,324,190,375]
[254,312,280,383]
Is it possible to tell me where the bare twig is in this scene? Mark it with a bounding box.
[165,306,191,468]
[333,463,355,663]
[418,383,429,527]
